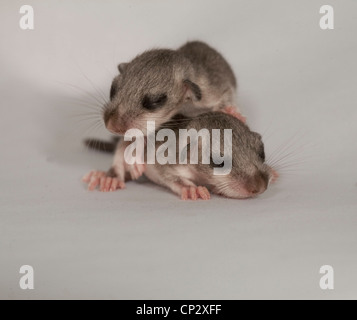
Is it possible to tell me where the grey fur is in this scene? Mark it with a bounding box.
[145,113,273,199]
[101,41,239,183]
[103,41,238,135]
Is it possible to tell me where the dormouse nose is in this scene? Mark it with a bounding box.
[246,172,268,195]
[106,118,127,135]
[247,184,266,195]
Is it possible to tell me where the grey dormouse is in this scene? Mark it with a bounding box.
[104,41,239,135]
[84,41,243,190]
[145,112,275,200]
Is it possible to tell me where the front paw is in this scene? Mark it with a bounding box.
[82,170,125,192]
[181,186,211,201]
[125,162,146,181]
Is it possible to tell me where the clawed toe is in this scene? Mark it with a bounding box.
[129,163,146,180]
[100,176,126,192]
[109,178,125,191]
[83,170,125,192]
[87,171,105,191]
[82,170,95,183]
[181,186,211,200]
[222,106,247,123]
[197,186,211,200]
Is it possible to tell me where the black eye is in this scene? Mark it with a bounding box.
[210,157,225,168]
[110,82,117,100]
[142,94,167,111]
[258,147,265,162]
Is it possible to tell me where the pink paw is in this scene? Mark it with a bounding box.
[82,170,125,192]
[124,150,146,180]
[127,163,146,180]
[181,186,211,201]
[271,169,279,183]
[222,106,246,124]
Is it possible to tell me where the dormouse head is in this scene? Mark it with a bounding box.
[103,49,202,135]
[185,113,275,199]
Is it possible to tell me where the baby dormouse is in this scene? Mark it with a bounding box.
[145,112,275,200]
[84,41,243,190]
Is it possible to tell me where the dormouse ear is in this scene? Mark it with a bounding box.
[252,132,262,140]
[183,79,202,101]
[118,63,128,74]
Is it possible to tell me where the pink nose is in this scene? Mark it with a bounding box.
[106,119,126,135]
[245,174,268,196]
[246,185,266,195]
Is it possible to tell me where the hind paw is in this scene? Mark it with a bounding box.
[270,169,279,183]
[222,106,246,123]
[82,170,125,192]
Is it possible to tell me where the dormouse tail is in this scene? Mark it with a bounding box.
[84,136,120,153]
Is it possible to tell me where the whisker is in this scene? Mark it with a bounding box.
[56,81,106,107]
[74,63,109,105]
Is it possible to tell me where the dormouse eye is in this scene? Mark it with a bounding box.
[110,82,117,100]
[142,94,167,111]
[258,147,265,162]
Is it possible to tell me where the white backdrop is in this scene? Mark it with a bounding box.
[0,0,356,299]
